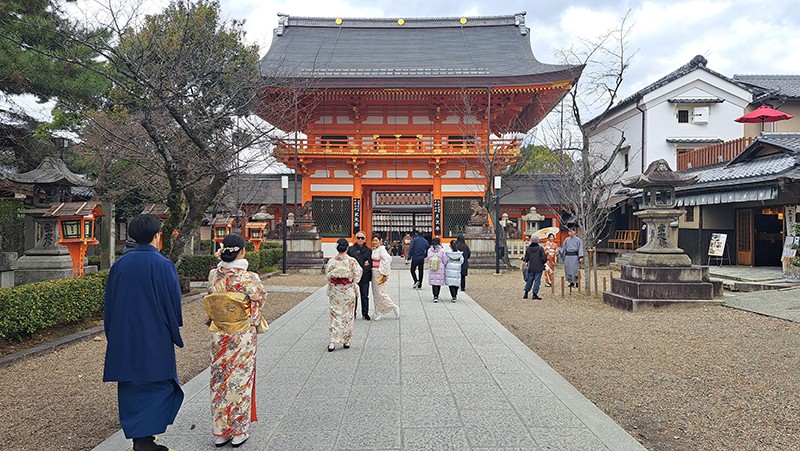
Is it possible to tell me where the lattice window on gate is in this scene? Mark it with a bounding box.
[442,197,481,238]
[313,196,352,237]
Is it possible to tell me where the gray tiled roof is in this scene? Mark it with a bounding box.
[222,174,302,206]
[259,13,580,88]
[501,174,567,206]
[584,55,748,128]
[734,75,800,99]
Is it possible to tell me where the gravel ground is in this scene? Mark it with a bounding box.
[0,273,325,451]
[2,269,798,451]
[465,270,800,451]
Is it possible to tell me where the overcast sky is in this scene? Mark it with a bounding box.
[218,0,800,102]
[24,0,792,128]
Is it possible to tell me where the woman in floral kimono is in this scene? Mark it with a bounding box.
[371,234,400,320]
[205,234,267,448]
[326,238,363,351]
[542,233,559,287]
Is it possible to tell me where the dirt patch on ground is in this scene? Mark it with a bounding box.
[0,273,324,451]
[465,270,800,451]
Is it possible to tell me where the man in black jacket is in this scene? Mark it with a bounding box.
[347,232,372,320]
[522,237,548,300]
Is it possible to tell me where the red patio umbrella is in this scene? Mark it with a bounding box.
[735,105,793,131]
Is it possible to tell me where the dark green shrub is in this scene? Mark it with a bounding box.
[0,199,25,254]
[197,240,214,252]
[0,271,109,342]
[244,251,261,273]
[177,254,219,281]
[259,247,281,272]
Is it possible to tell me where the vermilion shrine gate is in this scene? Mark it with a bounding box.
[258,13,581,249]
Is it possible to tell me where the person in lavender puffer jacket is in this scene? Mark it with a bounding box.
[426,238,448,302]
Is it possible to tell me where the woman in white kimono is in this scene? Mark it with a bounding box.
[325,238,363,351]
[371,234,400,320]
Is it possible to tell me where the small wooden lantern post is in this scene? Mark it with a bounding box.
[44,202,105,278]
[211,217,235,251]
[245,206,273,252]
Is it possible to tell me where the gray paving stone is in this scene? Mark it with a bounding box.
[402,396,461,428]
[481,355,532,374]
[267,430,337,451]
[459,409,536,448]
[400,341,439,356]
[450,383,512,410]
[277,397,346,432]
[297,376,353,399]
[401,354,445,373]
[493,373,553,397]
[402,371,451,397]
[509,396,585,428]
[346,384,401,411]
[335,410,401,449]
[356,363,402,384]
[402,427,471,451]
[529,427,610,450]
[443,365,494,385]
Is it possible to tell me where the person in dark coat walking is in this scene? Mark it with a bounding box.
[347,231,372,320]
[407,230,428,289]
[522,237,548,300]
[103,214,183,451]
[456,234,471,291]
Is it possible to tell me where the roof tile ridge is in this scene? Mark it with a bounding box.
[281,13,523,28]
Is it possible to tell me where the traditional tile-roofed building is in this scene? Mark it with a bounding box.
[257,13,582,254]
[584,55,753,181]
[659,133,800,266]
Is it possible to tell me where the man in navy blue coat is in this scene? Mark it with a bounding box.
[103,214,183,451]
[407,230,429,289]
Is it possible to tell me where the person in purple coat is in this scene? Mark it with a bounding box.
[426,238,447,302]
[103,214,184,451]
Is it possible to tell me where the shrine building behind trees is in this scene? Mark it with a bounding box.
[258,13,581,251]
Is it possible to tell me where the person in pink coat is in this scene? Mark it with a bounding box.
[426,237,448,302]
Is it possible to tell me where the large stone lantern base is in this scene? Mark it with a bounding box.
[604,208,721,311]
[15,213,75,285]
[463,225,507,271]
[286,222,324,274]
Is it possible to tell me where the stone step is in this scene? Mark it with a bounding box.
[603,292,724,311]
[611,278,715,300]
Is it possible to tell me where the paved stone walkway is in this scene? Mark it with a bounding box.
[723,287,800,323]
[94,267,645,451]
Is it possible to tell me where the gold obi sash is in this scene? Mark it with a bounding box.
[203,291,252,333]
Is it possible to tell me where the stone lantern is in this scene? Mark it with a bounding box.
[603,159,720,311]
[622,160,698,267]
[522,206,545,237]
[44,202,104,278]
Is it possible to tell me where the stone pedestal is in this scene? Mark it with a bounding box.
[463,225,507,271]
[15,215,74,285]
[603,266,722,311]
[286,222,324,274]
[0,252,18,288]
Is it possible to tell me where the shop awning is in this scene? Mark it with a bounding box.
[675,186,778,206]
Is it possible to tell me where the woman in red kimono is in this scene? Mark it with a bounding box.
[542,233,559,287]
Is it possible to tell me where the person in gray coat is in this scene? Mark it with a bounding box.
[444,240,464,302]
